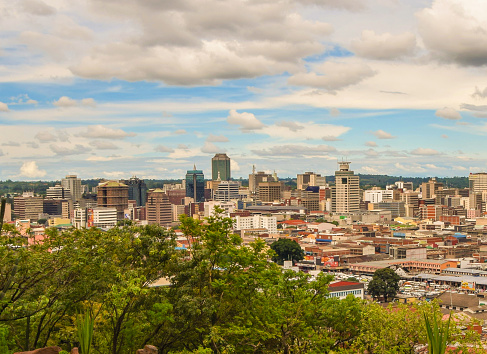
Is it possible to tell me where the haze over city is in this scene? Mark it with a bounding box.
[1,0,487,180]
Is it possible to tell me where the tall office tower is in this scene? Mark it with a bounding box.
[61,175,82,201]
[297,172,326,190]
[121,176,147,207]
[97,181,129,220]
[46,185,72,200]
[258,181,282,203]
[212,153,231,181]
[421,178,443,200]
[146,189,172,227]
[248,166,273,194]
[214,181,240,201]
[331,161,360,213]
[185,165,205,203]
[13,194,43,221]
[469,172,487,194]
[43,199,70,218]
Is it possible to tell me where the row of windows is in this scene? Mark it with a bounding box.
[329,289,362,297]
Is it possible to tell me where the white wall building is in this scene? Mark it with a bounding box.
[233,215,277,233]
[73,207,117,229]
[363,190,393,203]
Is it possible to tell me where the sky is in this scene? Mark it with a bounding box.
[1,0,487,181]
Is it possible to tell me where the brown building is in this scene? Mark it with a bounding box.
[97,181,129,221]
[146,189,172,227]
[258,181,282,203]
[13,195,43,221]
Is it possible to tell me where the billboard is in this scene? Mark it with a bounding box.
[461,281,476,291]
[322,257,338,267]
[87,208,94,228]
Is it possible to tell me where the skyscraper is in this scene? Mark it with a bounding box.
[97,181,129,220]
[331,161,360,213]
[121,176,148,207]
[186,165,205,203]
[212,153,231,181]
[146,189,172,227]
[61,175,82,202]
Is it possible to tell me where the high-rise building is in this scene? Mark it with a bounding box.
[146,189,172,227]
[249,166,273,194]
[185,166,205,203]
[121,176,147,207]
[421,178,443,200]
[61,175,82,202]
[214,181,240,201]
[258,181,282,203]
[212,153,231,181]
[46,185,72,200]
[297,172,326,190]
[331,161,360,213]
[13,194,43,221]
[97,181,129,220]
[469,173,487,194]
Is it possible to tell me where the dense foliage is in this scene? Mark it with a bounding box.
[367,267,401,302]
[269,238,305,265]
[0,213,483,353]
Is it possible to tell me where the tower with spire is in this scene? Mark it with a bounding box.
[185,164,205,202]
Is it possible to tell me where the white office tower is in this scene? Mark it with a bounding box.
[331,161,360,213]
[214,181,240,201]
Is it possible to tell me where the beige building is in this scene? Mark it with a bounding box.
[258,181,282,203]
[470,172,487,194]
[297,172,326,190]
[13,194,43,221]
[146,189,172,227]
[421,178,443,199]
[331,161,360,213]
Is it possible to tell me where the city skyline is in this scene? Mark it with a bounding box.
[2,0,487,180]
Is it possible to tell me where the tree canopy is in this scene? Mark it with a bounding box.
[367,267,401,302]
[269,238,305,265]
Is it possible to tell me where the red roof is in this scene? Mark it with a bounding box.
[328,281,361,287]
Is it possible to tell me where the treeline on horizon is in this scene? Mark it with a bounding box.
[0,175,469,196]
[0,213,483,353]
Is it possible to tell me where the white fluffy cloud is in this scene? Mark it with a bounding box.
[54,96,97,107]
[19,161,46,178]
[365,141,378,147]
[252,144,336,157]
[91,140,119,150]
[288,61,375,92]
[50,144,91,156]
[351,30,416,60]
[276,121,304,132]
[435,107,461,120]
[227,109,265,131]
[417,0,487,66]
[20,0,56,16]
[207,134,229,142]
[77,125,136,139]
[410,148,440,156]
[201,141,224,154]
[0,102,9,112]
[372,129,395,139]
[155,145,174,153]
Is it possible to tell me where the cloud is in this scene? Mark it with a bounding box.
[441,134,449,139]
[53,96,77,107]
[207,134,229,142]
[20,0,56,16]
[460,103,487,112]
[155,145,174,153]
[372,129,395,139]
[472,86,487,99]
[91,140,119,150]
[364,148,378,156]
[81,98,96,107]
[417,0,487,66]
[35,130,58,142]
[360,166,380,174]
[0,102,9,112]
[288,61,375,92]
[227,109,265,131]
[50,144,91,156]
[77,125,136,139]
[19,161,46,178]
[329,108,341,116]
[435,107,461,120]
[86,155,122,162]
[173,129,187,135]
[322,136,342,141]
[201,141,224,154]
[410,148,440,156]
[276,120,304,132]
[351,30,416,60]
[252,144,336,157]
[26,142,39,148]
[162,111,173,117]
[230,159,240,172]
[299,0,365,11]
[365,141,377,147]
[2,141,20,147]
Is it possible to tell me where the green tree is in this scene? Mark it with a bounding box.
[367,268,400,302]
[270,238,304,265]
